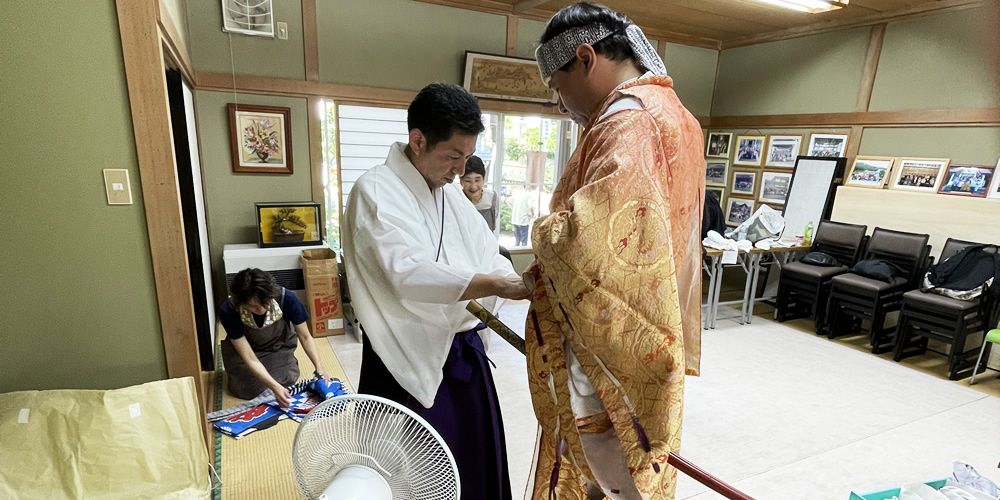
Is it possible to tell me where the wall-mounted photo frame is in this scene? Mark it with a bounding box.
[255,201,322,248]
[806,132,849,158]
[725,197,755,227]
[731,170,757,197]
[846,156,895,189]
[228,103,293,174]
[938,165,995,198]
[988,158,1000,199]
[706,159,730,187]
[706,187,725,206]
[759,170,793,205]
[463,52,556,104]
[706,132,733,158]
[734,135,765,166]
[764,134,803,168]
[891,157,951,193]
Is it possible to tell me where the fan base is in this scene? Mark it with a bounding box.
[318,464,391,500]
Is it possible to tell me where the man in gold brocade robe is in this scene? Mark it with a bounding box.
[524,3,705,499]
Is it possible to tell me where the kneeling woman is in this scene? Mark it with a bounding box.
[220,268,328,407]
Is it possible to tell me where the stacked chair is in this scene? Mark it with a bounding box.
[825,228,932,353]
[893,239,1000,380]
[776,220,868,331]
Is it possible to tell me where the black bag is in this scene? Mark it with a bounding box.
[922,245,1000,300]
[852,259,904,284]
[800,252,839,267]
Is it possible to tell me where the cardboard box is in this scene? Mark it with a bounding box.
[300,248,345,337]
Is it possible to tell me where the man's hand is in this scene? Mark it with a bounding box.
[496,275,531,300]
[271,384,292,408]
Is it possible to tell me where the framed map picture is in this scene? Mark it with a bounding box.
[463,52,556,104]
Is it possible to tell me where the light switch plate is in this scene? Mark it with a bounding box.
[103,169,133,205]
[277,22,288,39]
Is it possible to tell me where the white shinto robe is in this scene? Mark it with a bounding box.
[341,142,514,408]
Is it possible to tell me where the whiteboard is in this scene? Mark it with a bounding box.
[780,157,845,242]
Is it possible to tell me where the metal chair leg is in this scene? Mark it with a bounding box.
[971,340,990,385]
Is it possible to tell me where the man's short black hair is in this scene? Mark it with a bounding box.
[408,83,485,149]
[463,155,486,178]
[230,268,281,308]
[540,2,635,72]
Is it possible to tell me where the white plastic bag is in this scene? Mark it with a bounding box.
[727,205,785,243]
[900,483,950,500]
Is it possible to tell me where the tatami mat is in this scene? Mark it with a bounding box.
[214,334,352,500]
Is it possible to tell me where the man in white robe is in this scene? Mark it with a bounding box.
[341,83,529,500]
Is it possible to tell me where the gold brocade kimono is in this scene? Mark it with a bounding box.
[525,75,705,499]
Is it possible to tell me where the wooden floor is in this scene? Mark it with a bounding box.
[213,336,352,500]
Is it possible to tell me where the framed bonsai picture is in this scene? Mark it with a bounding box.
[462,52,557,104]
[255,202,322,248]
[228,103,293,174]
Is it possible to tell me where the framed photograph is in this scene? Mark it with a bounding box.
[846,156,895,189]
[988,159,1000,199]
[706,160,730,187]
[731,170,758,196]
[891,158,951,192]
[759,170,793,205]
[734,135,765,166]
[255,202,322,248]
[228,104,293,174]
[706,187,725,205]
[938,165,994,197]
[725,197,756,227]
[764,135,803,168]
[706,132,733,158]
[463,52,556,104]
[806,132,849,158]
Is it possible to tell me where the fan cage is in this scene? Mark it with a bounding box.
[221,0,274,37]
[292,394,460,500]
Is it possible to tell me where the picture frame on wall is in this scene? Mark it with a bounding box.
[806,132,849,158]
[764,135,803,168]
[759,170,794,205]
[463,52,557,104]
[937,165,995,198]
[725,197,755,227]
[706,160,729,187]
[988,159,1000,199]
[706,132,733,158]
[706,187,725,205]
[255,201,323,248]
[228,103,293,174]
[846,156,895,189]
[731,170,757,197]
[891,157,951,193]
[734,135,765,166]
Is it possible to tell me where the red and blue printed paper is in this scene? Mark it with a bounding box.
[214,404,287,440]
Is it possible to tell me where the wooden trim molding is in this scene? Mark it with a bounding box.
[506,14,518,56]
[156,0,195,85]
[708,108,1000,128]
[194,71,569,116]
[307,96,326,236]
[855,24,886,113]
[723,0,984,49]
[116,0,206,422]
[302,0,320,81]
[845,125,864,162]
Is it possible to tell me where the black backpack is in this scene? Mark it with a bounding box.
[923,245,1000,298]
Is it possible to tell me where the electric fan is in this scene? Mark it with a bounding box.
[292,394,460,500]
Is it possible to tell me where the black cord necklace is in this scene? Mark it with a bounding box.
[435,189,445,262]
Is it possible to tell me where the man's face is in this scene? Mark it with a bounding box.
[411,132,478,190]
[549,65,591,127]
[461,173,484,197]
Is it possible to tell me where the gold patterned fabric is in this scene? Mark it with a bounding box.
[525,75,704,499]
[238,299,283,330]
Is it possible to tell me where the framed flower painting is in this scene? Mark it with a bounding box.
[228,103,293,174]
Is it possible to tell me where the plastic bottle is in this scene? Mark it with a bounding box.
[804,221,814,246]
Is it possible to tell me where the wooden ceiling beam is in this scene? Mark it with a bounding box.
[513,0,551,14]
[722,0,984,48]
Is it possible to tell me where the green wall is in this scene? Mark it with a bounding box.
[713,28,870,116]
[187,0,305,80]
[859,128,1000,166]
[870,9,997,112]
[0,1,166,391]
[161,0,189,56]
[316,0,506,90]
[663,42,718,117]
[195,91,313,297]
[517,19,547,59]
